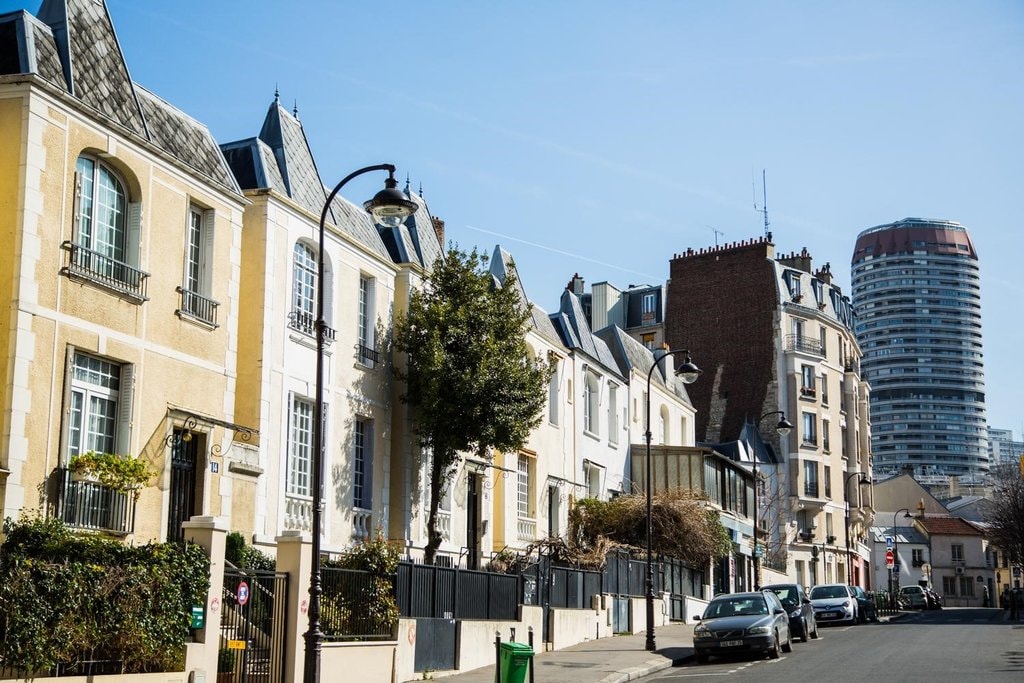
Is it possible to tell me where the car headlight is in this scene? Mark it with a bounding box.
[747,625,771,635]
[694,625,712,638]
[843,600,851,607]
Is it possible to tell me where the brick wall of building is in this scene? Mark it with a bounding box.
[665,236,780,443]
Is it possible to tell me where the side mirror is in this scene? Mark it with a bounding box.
[693,615,702,621]
[774,607,785,615]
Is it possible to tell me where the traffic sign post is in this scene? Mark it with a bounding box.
[237,581,250,607]
[885,549,894,568]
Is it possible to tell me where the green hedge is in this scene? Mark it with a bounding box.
[0,515,211,674]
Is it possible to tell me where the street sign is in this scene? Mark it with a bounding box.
[886,536,894,550]
[893,563,901,573]
[237,581,250,606]
[885,550,894,568]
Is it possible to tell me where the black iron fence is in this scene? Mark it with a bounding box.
[220,568,289,683]
[60,240,149,301]
[395,561,519,620]
[52,466,137,534]
[321,567,397,640]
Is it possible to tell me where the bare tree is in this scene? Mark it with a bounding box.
[985,464,1024,567]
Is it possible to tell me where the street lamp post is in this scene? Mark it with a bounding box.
[843,472,871,585]
[751,411,793,590]
[304,165,417,683]
[644,349,702,652]
[889,507,911,604]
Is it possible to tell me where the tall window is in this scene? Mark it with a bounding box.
[179,204,217,324]
[824,465,832,498]
[67,351,124,457]
[607,383,619,445]
[548,364,559,425]
[517,454,531,518]
[951,544,964,562]
[584,372,599,435]
[822,419,831,452]
[353,418,372,509]
[287,396,314,497]
[942,576,957,595]
[820,374,829,404]
[959,576,974,597]
[641,292,657,323]
[291,243,317,334]
[803,460,819,497]
[641,333,656,349]
[912,549,924,566]
[801,365,816,396]
[357,276,376,366]
[75,156,127,268]
[802,412,818,446]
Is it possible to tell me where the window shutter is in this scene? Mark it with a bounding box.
[115,364,135,455]
[201,208,215,295]
[71,172,82,241]
[126,202,143,267]
[59,348,76,462]
[285,391,295,494]
[364,420,374,509]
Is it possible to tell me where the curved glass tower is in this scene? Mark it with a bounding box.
[851,218,988,479]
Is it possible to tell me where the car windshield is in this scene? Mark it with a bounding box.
[810,586,848,599]
[768,587,797,607]
[705,596,768,618]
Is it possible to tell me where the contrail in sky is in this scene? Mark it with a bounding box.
[465,224,660,281]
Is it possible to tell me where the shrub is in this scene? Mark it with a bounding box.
[0,514,210,674]
[68,451,154,494]
[321,534,400,638]
[225,531,275,571]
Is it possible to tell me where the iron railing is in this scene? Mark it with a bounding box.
[60,241,149,302]
[358,343,379,367]
[320,567,396,641]
[786,334,824,356]
[175,287,219,327]
[53,466,137,534]
[394,561,519,621]
[287,310,335,343]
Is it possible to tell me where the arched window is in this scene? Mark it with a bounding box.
[76,155,127,264]
[291,242,317,335]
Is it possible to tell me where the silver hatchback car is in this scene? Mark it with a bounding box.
[693,591,793,663]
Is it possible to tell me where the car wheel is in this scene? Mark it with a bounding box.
[800,618,809,643]
[781,629,793,653]
[767,632,781,659]
[695,653,709,665]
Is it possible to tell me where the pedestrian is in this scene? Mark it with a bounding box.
[983,585,990,608]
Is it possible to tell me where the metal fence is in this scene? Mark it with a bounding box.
[395,561,519,620]
[321,567,396,640]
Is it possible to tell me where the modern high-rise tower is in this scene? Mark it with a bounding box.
[851,218,988,480]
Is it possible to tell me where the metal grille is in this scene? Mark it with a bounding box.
[221,569,289,683]
[53,467,136,534]
[176,286,220,327]
[60,240,149,301]
[167,430,197,543]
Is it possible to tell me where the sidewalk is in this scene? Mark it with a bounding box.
[430,622,695,683]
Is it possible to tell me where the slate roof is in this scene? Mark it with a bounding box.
[549,289,623,379]
[870,526,928,545]
[594,325,692,402]
[0,1,239,194]
[489,246,567,350]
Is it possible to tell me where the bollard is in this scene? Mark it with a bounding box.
[510,626,516,642]
[495,630,502,683]
[528,625,536,683]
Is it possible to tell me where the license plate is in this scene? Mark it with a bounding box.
[720,640,743,647]
[821,612,836,618]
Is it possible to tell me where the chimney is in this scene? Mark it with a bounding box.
[778,246,813,274]
[431,217,445,247]
[815,262,833,285]
[567,273,585,295]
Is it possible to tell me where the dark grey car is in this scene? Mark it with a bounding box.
[763,583,819,641]
[693,591,793,663]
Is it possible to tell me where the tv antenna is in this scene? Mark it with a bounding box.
[753,169,770,238]
[706,225,724,246]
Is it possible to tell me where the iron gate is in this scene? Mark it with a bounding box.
[221,568,289,683]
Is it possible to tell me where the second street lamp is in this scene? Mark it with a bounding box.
[304,165,417,683]
[645,349,701,652]
[844,472,871,585]
[752,411,793,590]
[888,507,912,602]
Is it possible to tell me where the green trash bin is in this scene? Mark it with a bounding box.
[497,641,533,683]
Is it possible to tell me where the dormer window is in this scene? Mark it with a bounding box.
[785,272,802,301]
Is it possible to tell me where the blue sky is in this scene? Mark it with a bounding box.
[5,1,1023,436]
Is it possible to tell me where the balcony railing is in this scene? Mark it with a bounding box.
[357,343,379,368]
[285,494,313,532]
[804,481,820,497]
[53,467,136,534]
[800,386,817,398]
[175,287,219,327]
[288,310,336,344]
[517,517,537,541]
[352,507,372,540]
[435,509,452,541]
[60,241,149,302]
[786,334,824,356]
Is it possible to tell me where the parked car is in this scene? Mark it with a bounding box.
[900,585,928,609]
[693,591,793,663]
[848,586,877,623]
[763,583,819,641]
[809,583,858,625]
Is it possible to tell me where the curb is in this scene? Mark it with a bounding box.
[596,653,695,683]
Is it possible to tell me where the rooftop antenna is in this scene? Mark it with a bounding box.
[753,169,770,238]
[707,225,724,246]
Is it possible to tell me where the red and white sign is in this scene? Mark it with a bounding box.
[237,581,250,606]
[885,550,894,568]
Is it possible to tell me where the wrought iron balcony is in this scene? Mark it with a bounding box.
[60,241,149,302]
[357,343,379,368]
[786,334,824,356]
[175,287,219,327]
[288,310,335,344]
[803,481,820,497]
[53,466,137,534]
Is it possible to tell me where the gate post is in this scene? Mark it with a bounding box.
[277,529,312,683]
[182,515,229,681]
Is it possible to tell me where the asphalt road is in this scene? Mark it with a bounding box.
[644,608,1024,682]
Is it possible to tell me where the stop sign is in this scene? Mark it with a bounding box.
[885,550,894,567]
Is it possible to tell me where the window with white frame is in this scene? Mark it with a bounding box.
[357,275,376,366]
[641,292,657,323]
[822,419,831,452]
[803,460,819,497]
[659,405,669,445]
[291,243,317,336]
[802,412,817,446]
[801,365,816,396]
[548,363,559,425]
[517,454,532,518]
[179,204,217,324]
[586,463,602,499]
[66,351,131,458]
[951,544,964,562]
[353,418,373,509]
[820,373,829,404]
[287,396,314,497]
[607,383,619,444]
[584,371,599,435]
